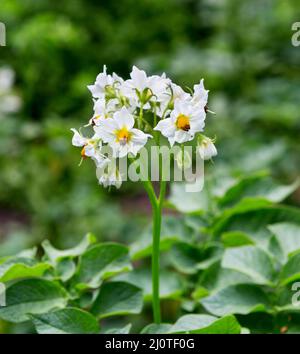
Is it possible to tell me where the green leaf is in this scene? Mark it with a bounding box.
[279,253,300,286]
[199,261,254,293]
[141,323,172,334]
[218,172,299,207]
[168,182,210,213]
[0,257,51,283]
[268,223,300,262]
[170,242,222,274]
[56,258,76,282]
[275,286,299,312]
[91,281,143,319]
[0,279,68,323]
[192,287,210,300]
[130,216,189,260]
[31,308,99,334]
[169,242,202,274]
[103,324,132,334]
[201,284,270,316]
[115,268,184,301]
[42,233,96,264]
[221,231,255,247]
[75,243,131,289]
[168,314,241,334]
[213,202,300,250]
[222,246,275,285]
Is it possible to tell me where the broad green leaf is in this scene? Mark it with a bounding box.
[279,253,300,286]
[130,216,189,260]
[218,172,299,207]
[196,248,223,270]
[170,242,202,274]
[42,233,96,264]
[0,279,68,323]
[201,284,270,316]
[75,243,131,289]
[56,258,76,282]
[221,231,255,247]
[199,261,254,293]
[222,246,275,285]
[170,242,222,274]
[91,281,143,319]
[141,323,172,334]
[32,308,99,334]
[115,268,184,301]
[275,286,300,312]
[103,324,132,334]
[268,223,300,262]
[213,202,300,250]
[0,257,51,283]
[168,314,241,334]
[181,299,197,312]
[168,182,210,213]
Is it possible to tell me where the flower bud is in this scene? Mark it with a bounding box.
[198,137,217,160]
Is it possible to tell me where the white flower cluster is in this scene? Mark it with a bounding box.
[71,66,217,188]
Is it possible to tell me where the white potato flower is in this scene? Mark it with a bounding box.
[88,98,118,126]
[198,137,217,160]
[157,82,191,117]
[121,66,170,107]
[154,98,205,146]
[72,65,216,189]
[71,128,109,167]
[88,65,123,99]
[94,106,152,158]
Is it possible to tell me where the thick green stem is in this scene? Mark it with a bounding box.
[141,107,167,324]
[143,179,166,324]
[151,200,161,324]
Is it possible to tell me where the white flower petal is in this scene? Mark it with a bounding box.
[154,118,176,138]
[192,79,209,107]
[94,119,117,143]
[131,128,152,144]
[114,107,135,129]
[130,66,148,91]
[175,129,193,144]
[71,128,86,147]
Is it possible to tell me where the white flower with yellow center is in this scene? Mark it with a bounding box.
[198,136,217,160]
[71,128,109,167]
[94,107,152,158]
[154,99,205,146]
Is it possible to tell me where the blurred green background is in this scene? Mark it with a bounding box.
[0,0,299,254]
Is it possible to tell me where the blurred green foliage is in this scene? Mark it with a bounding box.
[0,0,299,253]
